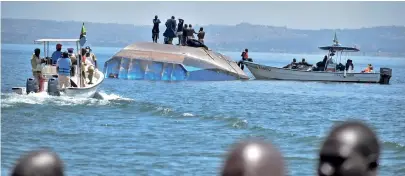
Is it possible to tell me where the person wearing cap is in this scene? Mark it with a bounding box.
[84,47,96,84]
[56,52,72,89]
[85,46,97,69]
[51,44,63,65]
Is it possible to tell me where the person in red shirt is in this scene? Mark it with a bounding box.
[237,48,249,70]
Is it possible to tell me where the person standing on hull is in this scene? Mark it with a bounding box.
[237,48,249,70]
[176,19,184,45]
[31,48,45,91]
[182,24,188,46]
[152,15,161,43]
[56,52,72,89]
[187,24,197,40]
[163,16,177,44]
[197,27,205,44]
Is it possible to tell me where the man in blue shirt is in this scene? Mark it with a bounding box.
[51,44,63,65]
[56,52,72,89]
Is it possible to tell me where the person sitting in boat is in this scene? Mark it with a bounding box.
[283,58,298,69]
[56,52,72,89]
[345,59,354,72]
[197,27,205,44]
[31,48,45,91]
[299,58,312,67]
[362,64,373,73]
[163,16,177,45]
[51,44,63,65]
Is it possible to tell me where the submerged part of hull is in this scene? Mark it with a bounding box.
[103,42,249,81]
[244,61,392,84]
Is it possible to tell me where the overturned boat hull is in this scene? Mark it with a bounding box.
[103,42,249,81]
[244,61,392,84]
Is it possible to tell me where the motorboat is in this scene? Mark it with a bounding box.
[103,40,249,81]
[242,33,392,84]
[11,39,105,98]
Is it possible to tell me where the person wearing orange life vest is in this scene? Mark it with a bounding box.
[237,49,250,70]
[362,64,373,73]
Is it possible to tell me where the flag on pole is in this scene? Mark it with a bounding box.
[79,22,87,47]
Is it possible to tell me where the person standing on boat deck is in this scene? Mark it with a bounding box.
[176,19,184,45]
[182,24,188,45]
[197,27,205,44]
[84,50,95,84]
[163,16,177,44]
[56,52,72,89]
[85,46,97,69]
[31,48,45,91]
[237,49,249,70]
[51,44,63,65]
[152,15,161,43]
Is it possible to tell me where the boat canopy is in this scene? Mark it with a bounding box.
[318,45,360,52]
[34,39,80,44]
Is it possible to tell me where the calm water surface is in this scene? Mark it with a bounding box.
[1,44,405,175]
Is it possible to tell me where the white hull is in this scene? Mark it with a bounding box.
[12,65,104,98]
[244,62,382,83]
[63,69,104,98]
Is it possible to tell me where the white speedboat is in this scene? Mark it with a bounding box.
[12,39,104,98]
[243,33,392,84]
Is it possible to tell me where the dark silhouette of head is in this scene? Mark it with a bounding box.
[62,52,69,58]
[10,148,64,176]
[189,24,192,28]
[200,27,203,31]
[318,121,380,176]
[245,49,248,52]
[221,139,285,176]
[56,44,62,51]
[34,48,40,57]
[171,16,175,20]
[155,15,158,19]
[293,58,296,62]
[302,58,306,62]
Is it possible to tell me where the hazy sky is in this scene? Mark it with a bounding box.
[2,1,405,29]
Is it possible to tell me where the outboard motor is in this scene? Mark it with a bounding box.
[26,78,38,94]
[47,77,60,96]
[379,68,392,84]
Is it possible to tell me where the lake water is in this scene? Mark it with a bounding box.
[1,43,405,175]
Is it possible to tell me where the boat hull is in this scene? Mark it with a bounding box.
[244,61,383,83]
[63,70,104,98]
[103,42,249,81]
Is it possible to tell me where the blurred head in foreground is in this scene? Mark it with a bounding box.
[11,148,64,176]
[221,139,285,176]
[318,121,380,176]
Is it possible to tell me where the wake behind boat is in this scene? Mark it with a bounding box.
[243,33,392,84]
[12,39,104,98]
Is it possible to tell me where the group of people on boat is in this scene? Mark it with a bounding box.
[281,55,374,73]
[8,120,382,176]
[152,15,206,47]
[30,44,98,91]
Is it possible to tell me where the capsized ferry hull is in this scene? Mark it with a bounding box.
[103,42,249,81]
